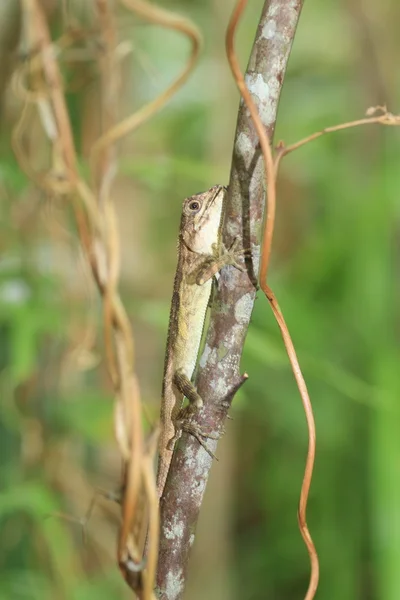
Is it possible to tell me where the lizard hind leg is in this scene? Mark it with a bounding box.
[173,369,203,410]
[169,369,220,459]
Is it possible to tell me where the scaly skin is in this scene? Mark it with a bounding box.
[157,185,227,499]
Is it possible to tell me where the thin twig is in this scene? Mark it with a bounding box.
[90,0,202,173]
[274,106,400,174]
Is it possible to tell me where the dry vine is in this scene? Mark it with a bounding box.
[11,1,400,598]
[226,2,400,600]
[12,0,201,597]
[226,1,318,598]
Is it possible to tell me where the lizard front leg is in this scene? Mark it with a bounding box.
[195,239,249,285]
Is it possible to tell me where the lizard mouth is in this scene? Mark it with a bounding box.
[196,185,224,231]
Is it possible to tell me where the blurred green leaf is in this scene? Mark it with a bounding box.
[58,391,113,442]
[0,571,52,600]
[0,482,58,518]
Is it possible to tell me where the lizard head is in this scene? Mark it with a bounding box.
[180,185,226,253]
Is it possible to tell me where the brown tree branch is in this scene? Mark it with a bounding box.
[156,1,305,597]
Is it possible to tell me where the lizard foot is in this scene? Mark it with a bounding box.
[196,239,252,285]
[167,405,220,460]
[181,421,219,461]
[220,238,252,272]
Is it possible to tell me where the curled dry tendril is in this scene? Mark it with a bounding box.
[226,1,319,598]
[226,3,400,598]
[13,0,201,597]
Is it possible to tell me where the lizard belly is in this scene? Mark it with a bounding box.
[157,278,212,497]
[176,278,212,380]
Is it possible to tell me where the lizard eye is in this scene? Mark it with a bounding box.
[188,200,201,212]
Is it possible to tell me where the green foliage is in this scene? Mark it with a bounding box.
[1,0,400,598]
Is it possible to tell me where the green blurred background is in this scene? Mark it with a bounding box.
[1,0,399,598]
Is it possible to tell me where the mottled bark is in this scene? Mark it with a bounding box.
[156,2,304,598]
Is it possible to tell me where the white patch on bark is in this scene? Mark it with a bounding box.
[164,513,184,541]
[215,377,228,396]
[195,445,213,478]
[268,0,299,43]
[245,72,277,126]
[235,293,253,323]
[260,19,276,40]
[235,131,254,169]
[199,344,218,368]
[165,569,184,600]
[246,73,270,105]
[184,445,196,469]
[226,219,241,239]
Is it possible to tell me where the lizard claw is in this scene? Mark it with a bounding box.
[181,422,219,461]
[167,419,219,460]
[196,240,251,285]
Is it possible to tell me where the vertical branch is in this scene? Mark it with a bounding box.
[156,2,304,598]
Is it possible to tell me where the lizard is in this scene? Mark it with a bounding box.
[157,184,245,499]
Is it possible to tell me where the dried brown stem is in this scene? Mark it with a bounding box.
[226,2,318,598]
[264,287,318,599]
[90,0,202,172]
[12,1,201,597]
[226,0,276,285]
[274,106,400,174]
[18,4,146,590]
